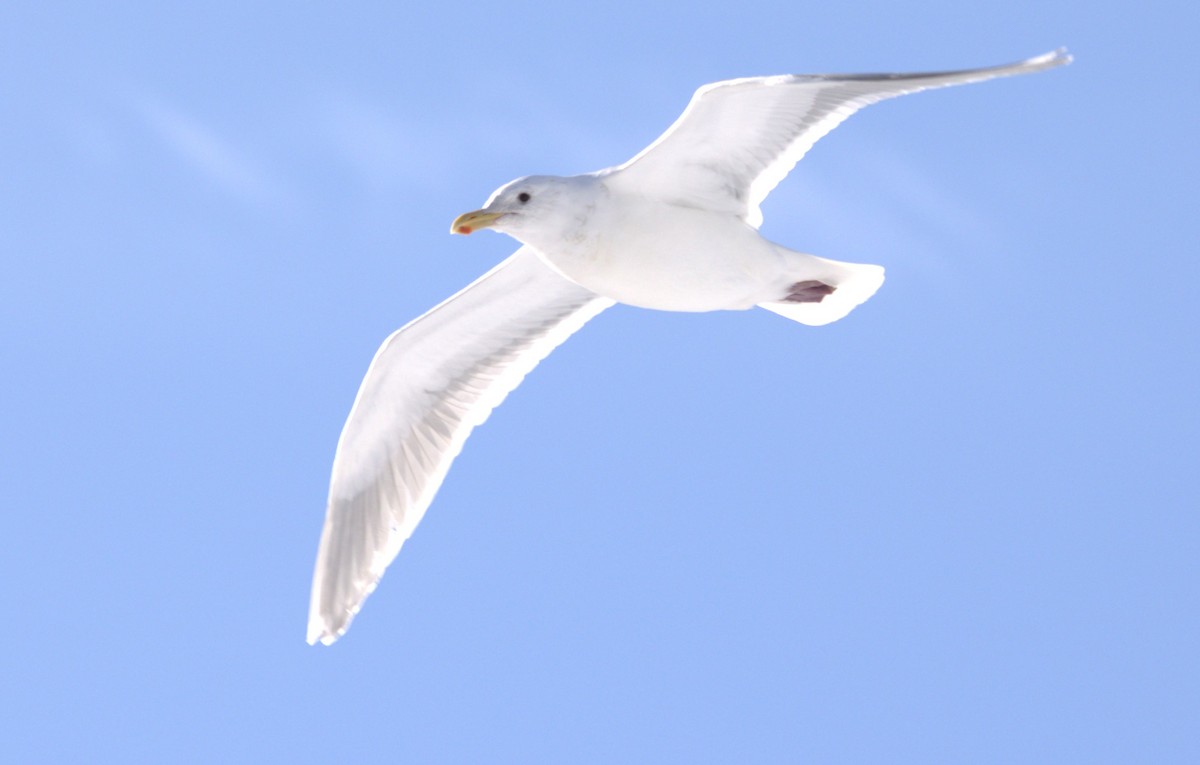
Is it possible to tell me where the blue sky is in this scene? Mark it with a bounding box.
[3,1,1197,762]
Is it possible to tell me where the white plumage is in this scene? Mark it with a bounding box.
[308,49,1071,645]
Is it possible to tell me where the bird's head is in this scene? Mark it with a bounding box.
[450,175,600,250]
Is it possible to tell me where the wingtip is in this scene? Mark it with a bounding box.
[306,613,347,646]
[307,625,342,646]
[1029,47,1073,68]
[306,623,325,646]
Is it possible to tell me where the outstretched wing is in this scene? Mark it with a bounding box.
[610,49,1070,227]
[308,248,613,645]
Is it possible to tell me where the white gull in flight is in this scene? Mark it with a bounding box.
[308,49,1071,645]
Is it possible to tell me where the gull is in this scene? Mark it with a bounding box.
[307,49,1071,645]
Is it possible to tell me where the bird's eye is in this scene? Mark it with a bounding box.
[517,192,531,204]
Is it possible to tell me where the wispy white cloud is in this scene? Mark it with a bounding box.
[136,98,287,208]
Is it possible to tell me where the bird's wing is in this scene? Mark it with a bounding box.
[308,247,613,645]
[609,49,1070,228]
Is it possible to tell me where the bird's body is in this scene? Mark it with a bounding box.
[579,199,785,312]
[307,49,1072,645]
[507,174,813,312]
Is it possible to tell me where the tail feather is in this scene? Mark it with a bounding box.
[759,251,885,326]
